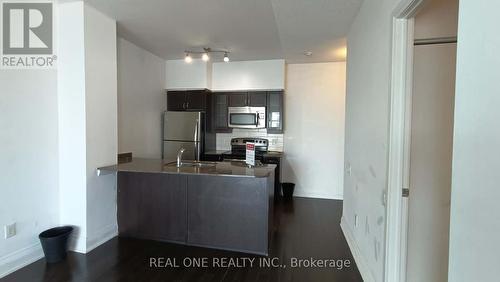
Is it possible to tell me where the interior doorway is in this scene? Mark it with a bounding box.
[406,0,458,281]
[385,0,459,281]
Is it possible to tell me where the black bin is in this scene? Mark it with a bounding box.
[39,226,73,263]
[281,183,295,200]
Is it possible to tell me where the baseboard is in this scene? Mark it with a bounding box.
[0,242,44,279]
[86,223,118,253]
[68,232,87,254]
[340,216,376,282]
[293,189,343,200]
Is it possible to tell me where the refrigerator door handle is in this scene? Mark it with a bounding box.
[194,118,200,160]
[161,110,167,159]
[194,119,198,143]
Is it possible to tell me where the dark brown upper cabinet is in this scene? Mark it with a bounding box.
[167,89,208,111]
[228,92,247,107]
[228,91,268,107]
[266,91,284,133]
[166,91,186,111]
[248,92,267,107]
[213,93,232,133]
[211,90,284,133]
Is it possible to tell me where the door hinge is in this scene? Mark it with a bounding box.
[402,188,410,198]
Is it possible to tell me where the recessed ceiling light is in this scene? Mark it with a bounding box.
[303,51,313,56]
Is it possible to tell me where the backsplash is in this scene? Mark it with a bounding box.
[216,129,284,152]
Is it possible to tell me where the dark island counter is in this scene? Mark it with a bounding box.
[98,158,275,255]
[98,157,276,178]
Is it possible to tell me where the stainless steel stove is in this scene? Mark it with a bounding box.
[221,138,269,161]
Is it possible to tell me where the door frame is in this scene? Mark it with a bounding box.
[384,1,425,282]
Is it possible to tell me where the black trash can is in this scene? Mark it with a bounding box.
[281,183,295,200]
[39,226,73,263]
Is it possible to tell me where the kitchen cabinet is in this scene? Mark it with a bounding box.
[248,92,268,107]
[166,91,186,111]
[187,175,271,254]
[228,91,267,107]
[228,92,247,107]
[167,89,208,111]
[213,93,232,133]
[201,152,224,162]
[266,91,284,133]
[115,166,274,255]
[118,172,188,243]
[212,90,284,133]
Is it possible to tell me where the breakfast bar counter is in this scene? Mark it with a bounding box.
[99,158,275,255]
[98,158,276,178]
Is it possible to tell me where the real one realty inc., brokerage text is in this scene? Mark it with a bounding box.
[150,257,352,270]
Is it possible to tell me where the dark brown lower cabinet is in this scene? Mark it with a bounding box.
[187,175,272,255]
[117,172,187,243]
[117,171,274,255]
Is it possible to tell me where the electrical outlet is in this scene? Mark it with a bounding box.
[354,215,359,227]
[346,163,352,176]
[4,223,16,239]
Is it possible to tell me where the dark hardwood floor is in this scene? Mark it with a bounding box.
[2,198,362,282]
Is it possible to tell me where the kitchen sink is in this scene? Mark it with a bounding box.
[165,161,217,168]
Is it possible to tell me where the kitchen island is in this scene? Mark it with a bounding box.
[98,158,275,255]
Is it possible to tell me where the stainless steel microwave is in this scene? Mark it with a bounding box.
[228,107,266,129]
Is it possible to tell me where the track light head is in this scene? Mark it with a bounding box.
[184,53,192,63]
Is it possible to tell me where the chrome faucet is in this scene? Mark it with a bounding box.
[176,147,186,167]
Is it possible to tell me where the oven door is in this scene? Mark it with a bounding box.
[228,107,266,129]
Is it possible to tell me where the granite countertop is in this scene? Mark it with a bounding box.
[98,158,276,178]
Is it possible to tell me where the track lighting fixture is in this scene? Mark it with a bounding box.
[183,48,230,63]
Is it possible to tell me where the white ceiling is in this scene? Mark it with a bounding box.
[86,0,363,63]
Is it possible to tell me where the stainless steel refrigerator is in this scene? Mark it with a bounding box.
[162,111,203,161]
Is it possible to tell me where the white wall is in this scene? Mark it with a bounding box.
[0,1,116,276]
[448,0,500,281]
[118,38,166,158]
[83,4,118,252]
[283,63,345,199]
[165,59,285,91]
[57,0,88,253]
[58,1,117,253]
[211,59,285,91]
[0,69,59,277]
[165,59,211,89]
[341,0,405,281]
